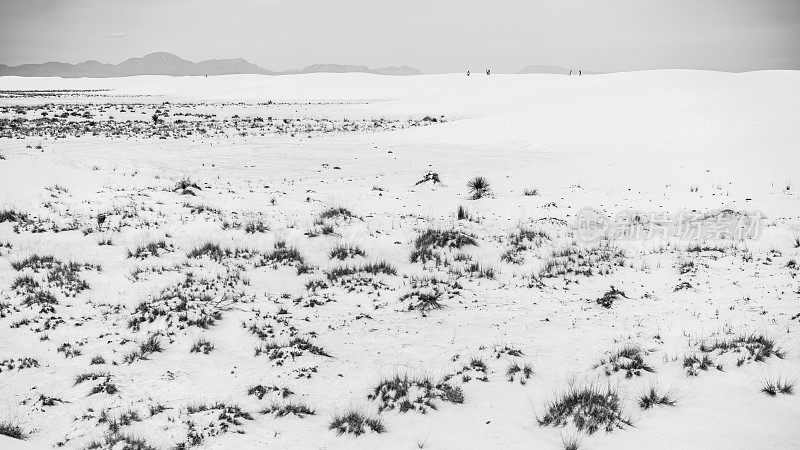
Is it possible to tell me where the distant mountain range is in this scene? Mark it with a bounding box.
[0,52,424,78]
[0,53,598,77]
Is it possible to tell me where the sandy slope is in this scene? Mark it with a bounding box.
[0,71,799,449]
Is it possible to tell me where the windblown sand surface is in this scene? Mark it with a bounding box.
[0,71,799,449]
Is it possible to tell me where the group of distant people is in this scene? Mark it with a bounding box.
[466,68,583,76]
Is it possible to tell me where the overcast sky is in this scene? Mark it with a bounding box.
[1,0,798,73]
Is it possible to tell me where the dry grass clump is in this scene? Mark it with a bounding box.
[761,377,795,396]
[538,384,631,434]
[0,208,28,223]
[173,177,202,195]
[126,240,172,259]
[123,334,164,363]
[595,345,654,378]
[411,229,477,263]
[506,362,534,384]
[368,374,464,413]
[244,219,269,234]
[329,409,385,436]
[318,206,356,220]
[325,261,397,281]
[501,227,550,264]
[260,240,306,267]
[0,420,25,440]
[190,337,214,354]
[456,205,471,221]
[261,401,315,418]
[538,242,626,279]
[683,354,719,376]
[699,333,784,366]
[638,387,676,409]
[595,286,626,308]
[415,171,441,185]
[247,384,293,400]
[329,243,366,260]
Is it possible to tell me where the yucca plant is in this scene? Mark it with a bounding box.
[467,176,491,199]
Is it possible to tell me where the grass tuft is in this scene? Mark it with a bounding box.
[596,345,654,378]
[261,401,315,418]
[0,421,25,440]
[329,409,385,436]
[638,387,676,409]
[762,377,795,396]
[538,384,631,434]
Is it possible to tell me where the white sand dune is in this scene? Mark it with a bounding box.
[0,71,799,448]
